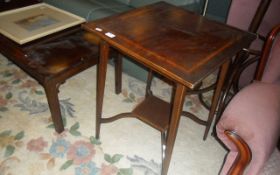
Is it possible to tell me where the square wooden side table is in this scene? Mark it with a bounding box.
[83,2,255,174]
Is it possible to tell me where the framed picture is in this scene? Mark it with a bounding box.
[0,3,85,44]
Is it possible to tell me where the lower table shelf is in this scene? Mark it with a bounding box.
[101,95,171,132]
[132,95,171,132]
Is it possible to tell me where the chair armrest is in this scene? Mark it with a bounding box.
[224,130,252,175]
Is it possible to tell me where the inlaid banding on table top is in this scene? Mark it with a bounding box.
[84,2,251,75]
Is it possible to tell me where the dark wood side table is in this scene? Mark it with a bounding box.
[83,2,255,175]
[0,26,122,133]
[0,0,122,133]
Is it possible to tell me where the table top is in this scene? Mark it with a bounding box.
[83,2,255,89]
[0,27,99,83]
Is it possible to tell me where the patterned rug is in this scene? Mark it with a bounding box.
[0,54,279,175]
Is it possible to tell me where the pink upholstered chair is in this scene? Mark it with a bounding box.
[216,24,280,175]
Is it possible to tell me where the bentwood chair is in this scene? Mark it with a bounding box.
[216,24,280,175]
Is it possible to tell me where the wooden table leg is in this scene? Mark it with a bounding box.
[114,53,122,94]
[162,84,186,175]
[96,41,110,139]
[203,60,230,140]
[44,81,64,133]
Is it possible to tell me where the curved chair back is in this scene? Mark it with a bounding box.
[256,25,280,83]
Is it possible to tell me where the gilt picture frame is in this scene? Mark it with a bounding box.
[0,3,85,44]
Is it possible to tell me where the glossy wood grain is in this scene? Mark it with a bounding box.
[225,131,252,175]
[84,2,255,89]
